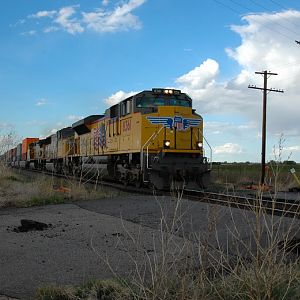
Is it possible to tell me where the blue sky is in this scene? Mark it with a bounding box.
[1,0,300,162]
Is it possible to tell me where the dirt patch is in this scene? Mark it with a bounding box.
[9,219,52,233]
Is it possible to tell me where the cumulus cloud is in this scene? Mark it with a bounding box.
[23,0,145,35]
[82,0,145,33]
[214,143,242,155]
[104,90,137,106]
[176,59,219,89]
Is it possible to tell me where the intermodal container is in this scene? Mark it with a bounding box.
[22,138,39,160]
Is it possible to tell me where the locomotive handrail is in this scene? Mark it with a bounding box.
[203,136,213,170]
[141,125,164,182]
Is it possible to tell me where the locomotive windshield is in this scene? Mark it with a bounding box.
[136,96,191,108]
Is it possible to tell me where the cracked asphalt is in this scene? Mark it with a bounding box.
[0,195,299,299]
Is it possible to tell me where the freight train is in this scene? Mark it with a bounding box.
[1,88,211,189]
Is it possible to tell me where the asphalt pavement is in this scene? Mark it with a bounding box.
[0,194,299,299]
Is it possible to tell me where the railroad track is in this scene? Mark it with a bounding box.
[11,167,154,196]
[183,189,300,219]
[9,167,300,218]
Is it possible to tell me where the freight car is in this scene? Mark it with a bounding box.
[3,88,211,189]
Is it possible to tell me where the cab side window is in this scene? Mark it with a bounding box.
[121,99,132,116]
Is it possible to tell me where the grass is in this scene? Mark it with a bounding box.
[210,162,300,190]
[89,185,300,300]
[0,163,122,208]
[35,279,132,300]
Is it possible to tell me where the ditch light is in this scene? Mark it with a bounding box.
[164,140,171,148]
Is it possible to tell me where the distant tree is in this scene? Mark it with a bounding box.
[0,127,19,155]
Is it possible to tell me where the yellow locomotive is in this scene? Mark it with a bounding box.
[4,88,211,189]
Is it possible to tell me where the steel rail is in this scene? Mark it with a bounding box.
[13,167,154,196]
[183,189,300,218]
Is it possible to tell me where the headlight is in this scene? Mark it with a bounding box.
[197,141,203,148]
[163,89,173,94]
[164,140,171,148]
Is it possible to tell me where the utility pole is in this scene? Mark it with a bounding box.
[248,71,284,186]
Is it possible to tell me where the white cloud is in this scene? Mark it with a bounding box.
[176,59,219,89]
[43,26,59,33]
[205,121,257,137]
[67,115,84,122]
[104,90,137,106]
[10,19,26,27]
[54,6,84,35]
[35,98,47,106]
[83,0,145,33]
[214,143,242,155]
[21,30,36,36]
[23,0,145,35]
[50,128,57,134]
[102,0,110,6]
[29,10,57,18]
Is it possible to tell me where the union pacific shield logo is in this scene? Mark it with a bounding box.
[147,115,202,131]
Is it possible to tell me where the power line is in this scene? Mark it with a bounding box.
[227,0,296,40]
[211,0,242,16]
[249,0,300,35]
[248,71,284,186]
[269,0,291,11]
